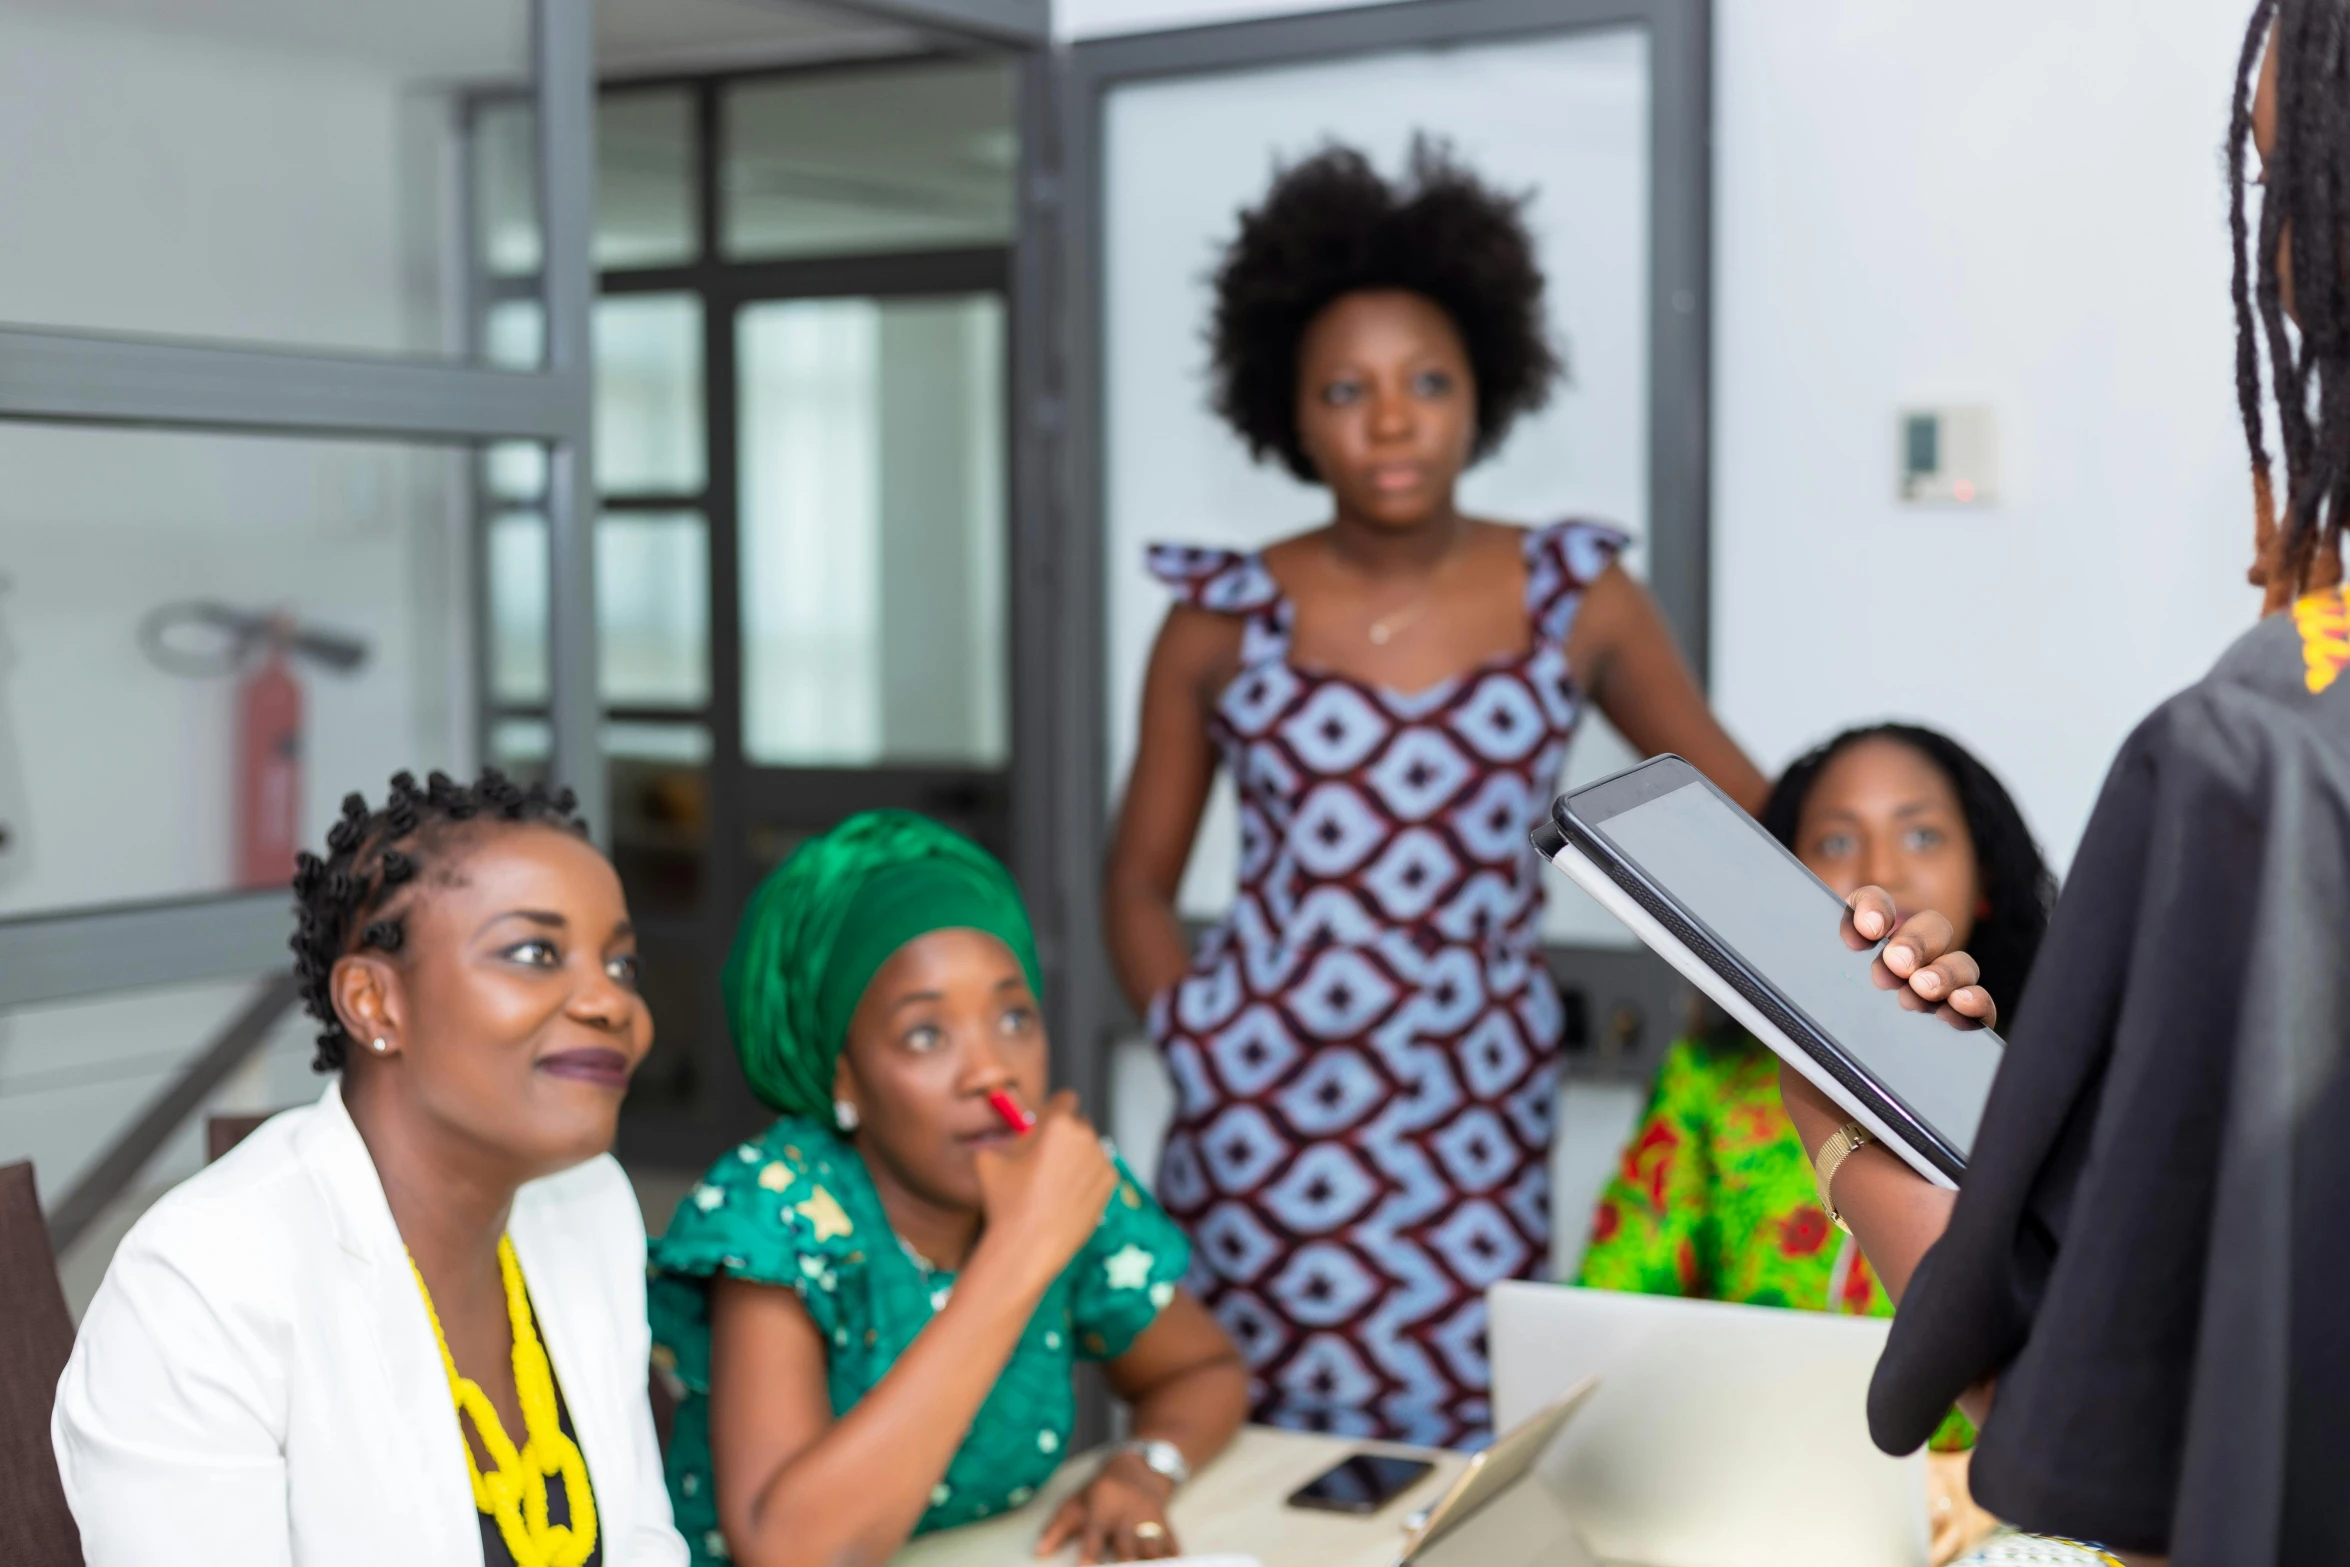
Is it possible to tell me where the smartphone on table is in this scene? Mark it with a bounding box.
[1284,1452,1436,1515]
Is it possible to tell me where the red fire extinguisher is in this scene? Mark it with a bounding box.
[237,625,304,889]
[141,603,369,889]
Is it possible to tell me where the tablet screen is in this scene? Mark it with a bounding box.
[1590,777,2003,1158]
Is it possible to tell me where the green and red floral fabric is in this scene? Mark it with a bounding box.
[1574,1027,1972,1451]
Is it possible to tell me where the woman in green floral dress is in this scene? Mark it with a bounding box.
[1575,724,2054,1561]
[650,812,1246,1567]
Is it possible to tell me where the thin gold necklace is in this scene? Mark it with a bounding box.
[1367,599,1432,646]
[1351,530,1465,646]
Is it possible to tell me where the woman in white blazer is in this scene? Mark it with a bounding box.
[53,771,688,1567]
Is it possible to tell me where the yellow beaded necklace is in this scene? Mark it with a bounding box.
[409,1235,598,1567]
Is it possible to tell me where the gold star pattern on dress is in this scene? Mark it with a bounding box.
[757,1161,794,1193]
[1102,1243,1154,1291]
[795,1186,853,1242]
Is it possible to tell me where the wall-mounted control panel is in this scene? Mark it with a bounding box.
[1899,405,1996,506]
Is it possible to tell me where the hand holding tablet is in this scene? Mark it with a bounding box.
[1844,887,1999,1027]
[1533,755,2007,1189]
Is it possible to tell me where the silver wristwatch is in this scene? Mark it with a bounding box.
[1115,1438,1191,1490]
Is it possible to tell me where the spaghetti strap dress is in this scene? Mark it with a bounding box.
[1144,519,1625,1448]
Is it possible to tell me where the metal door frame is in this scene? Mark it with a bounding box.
[460,28,1056,1165]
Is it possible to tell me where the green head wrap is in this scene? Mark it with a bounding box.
[723,810,1042,1119]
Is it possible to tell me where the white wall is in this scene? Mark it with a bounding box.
[0,5,477,1209]
[1709,0,2257,868]
[1065,0,2267,875]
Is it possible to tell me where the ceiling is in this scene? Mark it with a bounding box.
[0,0,927,83]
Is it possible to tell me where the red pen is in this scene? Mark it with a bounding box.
[986,1090,1035,1135]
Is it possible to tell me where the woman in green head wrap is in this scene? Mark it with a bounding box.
[650,811,1245,1567]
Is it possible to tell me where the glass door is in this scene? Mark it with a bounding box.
[474,57,1021,1163]
[736,290,1011,865]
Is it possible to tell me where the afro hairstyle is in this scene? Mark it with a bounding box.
[1208,135,1563,483]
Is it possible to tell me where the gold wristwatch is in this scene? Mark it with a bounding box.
[1812,1121,1873,1233]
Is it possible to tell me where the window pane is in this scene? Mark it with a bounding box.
[479,303,550,503]
[474,97,543,281]
[600,515,710,708]
[487,511,550,706]
[485,297,546,372]
[483,88,701,280]
[490,714,551,769]
[480,295,707,502]
[597,294,706,496]
[722,59,1016,261]
[0,1,530,360]
[486,511,709,709]
[598,89,699,269]
[487,717,713,771]
[739,295,1007,766]
[0,424,475,917]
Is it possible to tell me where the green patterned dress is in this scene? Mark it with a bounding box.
[1574,1027,1971,1450]
[649,1120,1190,1565]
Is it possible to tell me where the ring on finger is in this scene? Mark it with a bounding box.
[1133,1520,1166,1541]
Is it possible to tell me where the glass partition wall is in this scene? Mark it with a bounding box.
[470,57,1021,1158]
[0,0,599,1253]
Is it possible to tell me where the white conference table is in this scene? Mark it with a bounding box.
[892,1425,1464,1567]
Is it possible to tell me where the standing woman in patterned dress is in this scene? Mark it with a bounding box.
[1105,140,1768,1447]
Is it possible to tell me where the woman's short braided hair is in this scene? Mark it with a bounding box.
[288,768,585,1072]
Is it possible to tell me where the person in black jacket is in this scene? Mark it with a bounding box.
[1779,4,2350,1563]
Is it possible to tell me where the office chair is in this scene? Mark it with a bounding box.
[0,1161,86,1567]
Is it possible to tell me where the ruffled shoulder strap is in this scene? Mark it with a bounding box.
[1523,520,1630,646]
[1146,543,1282,613]
[1147,542,1291,664]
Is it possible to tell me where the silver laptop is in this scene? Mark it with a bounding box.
[1488,1284,1928,1567]
[1397,1379,1600,1567]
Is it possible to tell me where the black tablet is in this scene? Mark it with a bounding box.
[1533,754,2003,1186]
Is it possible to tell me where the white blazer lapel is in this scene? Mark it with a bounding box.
[297,1082,486,1567]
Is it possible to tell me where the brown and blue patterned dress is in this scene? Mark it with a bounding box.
[1145,520,1623,1449]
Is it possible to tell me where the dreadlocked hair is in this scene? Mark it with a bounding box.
[1209,136,1562,481]
[288,768,586,1072]
[2233,0,2350,610]
[1760,725,2057,1030]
